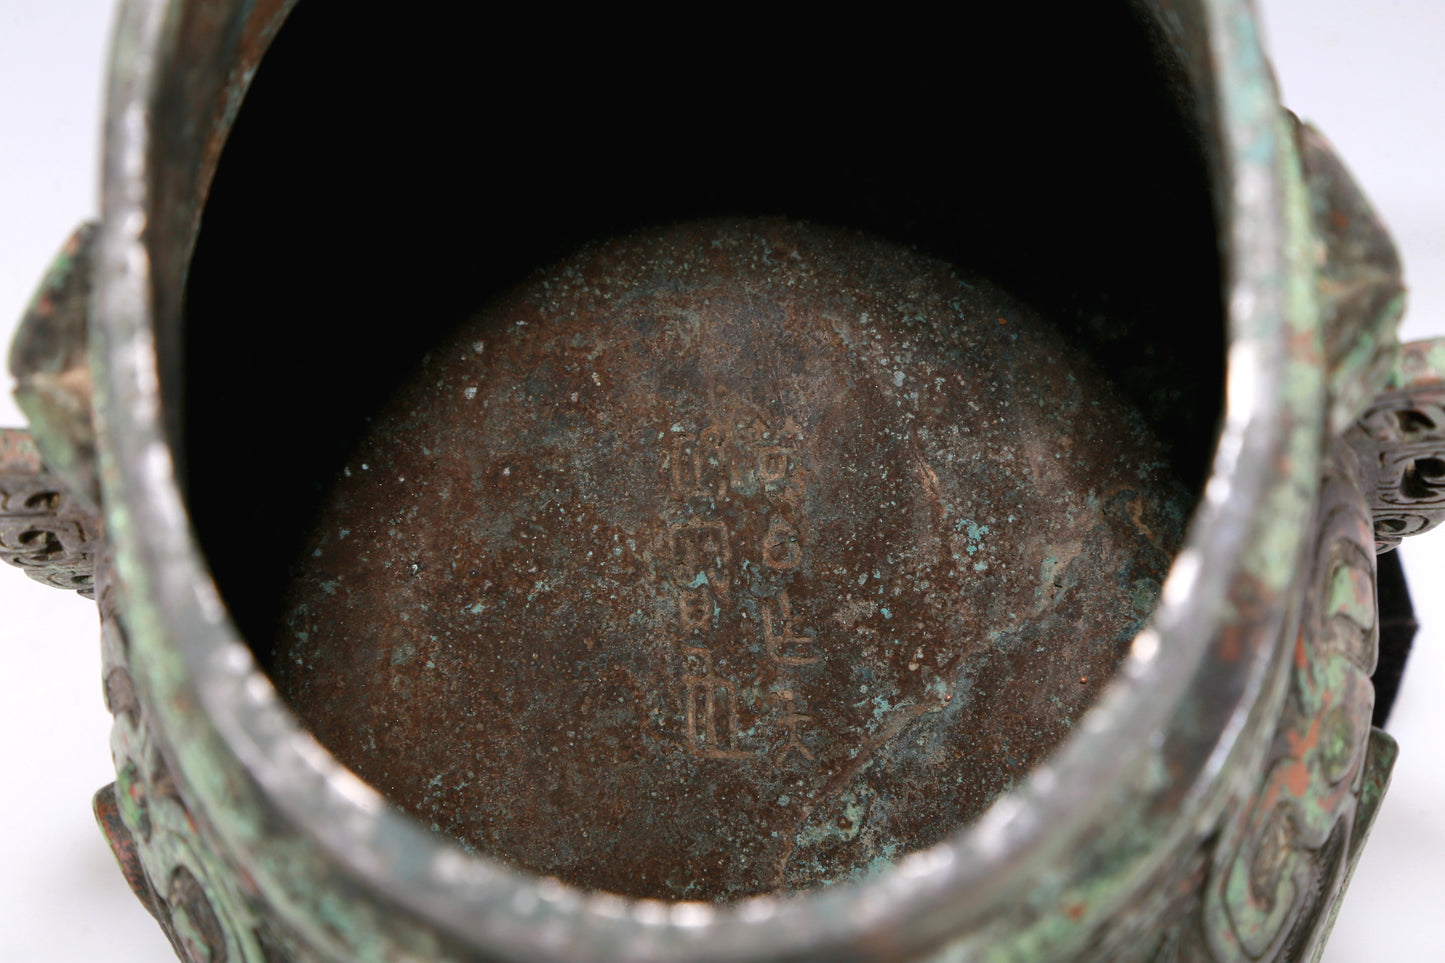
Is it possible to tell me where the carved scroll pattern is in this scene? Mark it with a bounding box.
[1352,377,1445,551]
[1069,444,1383,963]
[1202,495,1375,960]
[0,428,98,596]
[1160,445,1379,962]
[93,566,306,963]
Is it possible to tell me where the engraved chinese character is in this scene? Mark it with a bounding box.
[681,651,748,759]
[670,426,729,498]
[761,517,801,571]
[756,445,794,486]
[670,519,729,569]
[761,591,819,665]
[776,713,816,763]
[678,584,714,635]
[668,519,731,601]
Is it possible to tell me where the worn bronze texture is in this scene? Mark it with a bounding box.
[7,0,1441,959]
[0,427,98,596]
[1351,339,1445,549]
[9,222,101,510]
[273,218,1192,901]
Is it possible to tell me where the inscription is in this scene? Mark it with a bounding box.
[670,428,729,499]
[761,592,819,665]
[660,403,819,763]
[677,585,714,634]
[776,714,816,763]
[669,519,732,601]
[761,518,802,571]
[681,650,749,760]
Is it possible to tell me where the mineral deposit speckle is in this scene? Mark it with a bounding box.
[272,217,1192,901]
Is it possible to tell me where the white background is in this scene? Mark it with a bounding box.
[0,2,1440,960]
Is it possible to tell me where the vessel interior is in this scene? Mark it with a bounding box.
[175,1,1225,901]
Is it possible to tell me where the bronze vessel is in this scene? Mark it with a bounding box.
[1,2,1442,960]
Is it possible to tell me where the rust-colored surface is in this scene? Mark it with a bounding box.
[273,219,1190,901]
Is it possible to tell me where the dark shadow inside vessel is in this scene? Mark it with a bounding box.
[180,1,1224,898]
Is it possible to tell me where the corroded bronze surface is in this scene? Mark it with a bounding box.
[0,428,98,597]
[273,219,1190,901]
